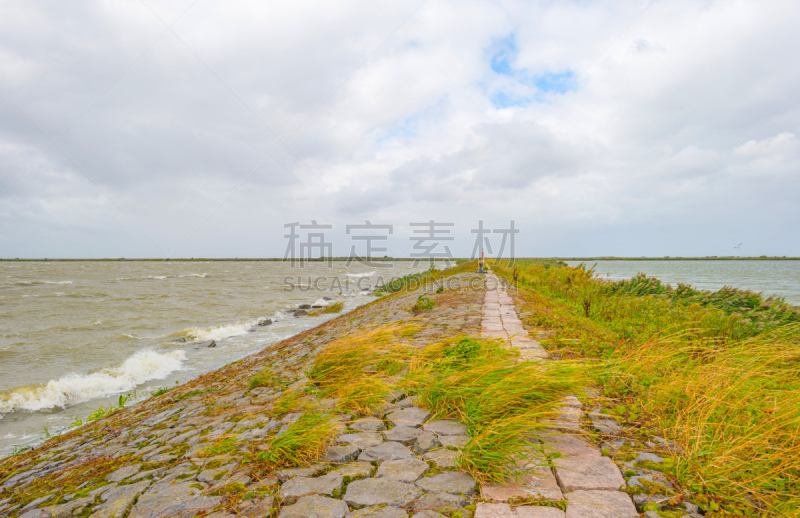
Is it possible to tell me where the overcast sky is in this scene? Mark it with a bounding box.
[1,0,798,259]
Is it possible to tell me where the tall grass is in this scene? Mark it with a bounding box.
[492,259,800,516]
[307,327,586,485]
[307,323,414,415]
[405,336,586,483]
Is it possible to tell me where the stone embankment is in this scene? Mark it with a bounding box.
[1,271,698,518]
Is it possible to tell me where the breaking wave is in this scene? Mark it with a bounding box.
[174,318,262,342]
[9,280,73,286]
[346,271,376,278]
[114,273,207,281]
[0,349,186,413]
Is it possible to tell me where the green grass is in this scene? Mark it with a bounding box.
[411,294,435,314]
[322,301,345,313]
[248,370,287,389]
[307,323,414,414]
[492,259,800,516]
[245,411,335,474]
[307,301,345,316]
[405,336,586,483]
[198,437,240,458]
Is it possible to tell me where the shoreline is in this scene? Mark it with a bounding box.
[0,295,362,459]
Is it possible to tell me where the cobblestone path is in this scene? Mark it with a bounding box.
[475,274,638,518]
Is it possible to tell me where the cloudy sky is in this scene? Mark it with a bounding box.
[1,0,798,259]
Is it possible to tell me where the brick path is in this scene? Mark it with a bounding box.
[475,274,637,518]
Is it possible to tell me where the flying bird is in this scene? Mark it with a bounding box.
[734,243,743,249]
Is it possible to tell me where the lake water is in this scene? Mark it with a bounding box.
[0,260,429,456]
[566,260,800,305]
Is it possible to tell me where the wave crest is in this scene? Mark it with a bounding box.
[0,350,186,413]
[346,271,376,278]
[174,318,261,342]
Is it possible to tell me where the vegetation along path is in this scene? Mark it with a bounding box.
[6,259,784,517]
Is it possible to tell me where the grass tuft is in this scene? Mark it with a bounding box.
[405,335,586,483]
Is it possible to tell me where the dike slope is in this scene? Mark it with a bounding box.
[0,273,483,518]
[2,268,695,518]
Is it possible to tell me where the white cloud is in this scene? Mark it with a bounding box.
[0,0,799,257]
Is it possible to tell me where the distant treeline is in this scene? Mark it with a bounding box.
[557,256,799,261]
[0,257,460,262]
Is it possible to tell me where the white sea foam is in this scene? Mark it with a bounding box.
[177,318,261,342]
[346,271,376,278]
[10,280,73,286]
[114,273,206,281]
[0,350,186,413]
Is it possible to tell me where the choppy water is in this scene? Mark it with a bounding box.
[566,260,800,305]
[0,260,429,456]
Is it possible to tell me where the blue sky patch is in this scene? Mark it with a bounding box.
[487,33,577,107]
[533,70,577,94]
[490,34,517,76]
[490,91,530,109]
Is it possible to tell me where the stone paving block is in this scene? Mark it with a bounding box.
[280,472,343,500]
[515,506,566,517]
[423,420,468,436]
[439,435,469,448]
[475,504,566,518]
[332,462,373,479]
[511,338,541,348]
[279,494,349,518]
[415,471,477,496]
[554,457,625,491]
[106,465,140,482]
[344,478,423,508]
[345,506,409,518]
[128,482,219,518]
[323,444,362,464]
[238,495,276,517]
[482,324,506,332]
[564,490,638,518]
[412,512,448,518]
[475,504,515,518]
[383,425,424,445]
[376,457,430,482]
[358,441,416,462]
[396,396,417,408]
[414,431,441,454]
[413,492,469,513]
[276,465,325,479]
[591,418,623,435]
[92,480,152,518]
[422,449,459,468]
[541,433,600,458]
[338,432,384,449]
[386,407,430,428]
[480,465,562,501]
[350,417,386,432]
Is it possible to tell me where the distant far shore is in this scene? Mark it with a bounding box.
[1,256,799,261]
